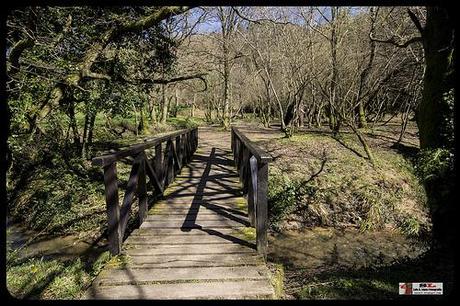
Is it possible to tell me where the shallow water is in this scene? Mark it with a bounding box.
[268,227,430,272]
[7,217,107,262]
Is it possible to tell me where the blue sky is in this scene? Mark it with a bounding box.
[188,6,366,34]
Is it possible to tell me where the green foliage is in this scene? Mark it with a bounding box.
[7,137,107,235]
[415,148,453,183]
[270,263,285,299]
[268,168,316,231]
[167,116,202,129]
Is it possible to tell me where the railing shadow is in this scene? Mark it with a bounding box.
[179,147,253,248]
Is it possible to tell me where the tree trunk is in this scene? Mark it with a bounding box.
[138,105,145,134]
[161,83,168,124]
[68,100,80,151]
[416,7,455,150]
[191,93,196,117]
[87,111,96,148]
[415,7,455,250]
[81,107,89,157]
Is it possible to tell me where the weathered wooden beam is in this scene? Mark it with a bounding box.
[256,161,269,259]
[92,128,190,167]
[174,135,182,171]
[138,156,147,225]
[231,126,273,163]
[240,147,250,194]
[103,162,121,255]
[248,156,258,227]
[119,154,142,238]
[165,140,175,186]
[154,143,163,188]
[143,152,164,196]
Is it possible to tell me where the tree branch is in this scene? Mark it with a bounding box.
[124,73,208,91]
[369,33,422,48]
[231,7,291,25]
[36,6,195,124]
[7,38,34,75]
[407,8,424,36]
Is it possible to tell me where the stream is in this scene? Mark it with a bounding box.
[6,216,108,263]
[268,226,430,272]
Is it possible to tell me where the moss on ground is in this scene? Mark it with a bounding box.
[232,227,256,241]
[269,263,285,299]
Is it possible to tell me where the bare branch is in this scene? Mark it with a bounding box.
[407,8,424,35]
[231,7,292,25]
[369,33,422,48]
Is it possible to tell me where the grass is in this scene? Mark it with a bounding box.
[6,251,112,299]
[294,248,454,300]
[269,263,285,299]
[232,227,256,241]
[261,129,430,236]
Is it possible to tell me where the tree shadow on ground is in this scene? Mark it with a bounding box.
[390,142,420,161]
[277,246,454,300]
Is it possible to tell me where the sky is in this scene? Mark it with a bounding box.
[188,6,367,34]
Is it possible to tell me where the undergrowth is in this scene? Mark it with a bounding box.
[265,131,431,237]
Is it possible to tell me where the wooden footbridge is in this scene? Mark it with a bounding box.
[85,126,274,299]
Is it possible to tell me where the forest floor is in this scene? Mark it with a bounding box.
[6,116,455,300]
[236,118,454,300]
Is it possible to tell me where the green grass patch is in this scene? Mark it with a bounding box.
[269,263,285,299]
[232,227,256,241]
[167,116,203,129]
[6,251,111,299]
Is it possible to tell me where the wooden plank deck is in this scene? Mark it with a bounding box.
[84,127,275,299]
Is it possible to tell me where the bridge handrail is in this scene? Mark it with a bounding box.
[92,128,192,167]
[230,126,273,163]
[230,125,272,259]
[91,127,198,255]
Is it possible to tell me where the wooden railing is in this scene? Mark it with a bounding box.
[92,128,198,255]
[231,126,272,259]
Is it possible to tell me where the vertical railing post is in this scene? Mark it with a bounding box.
[238,145,245,185]
[176,135,182,168]
[155,143,163,187]
[256,161,269,259]
[248,155,257,227]
[194,128,198,152]
[241,147,250,194]
[183,133,189,164]
[166,139,174,186]
[103,162,121,255]
[138,156,147,225]
[231,128,234,156]
[236,138,241,168]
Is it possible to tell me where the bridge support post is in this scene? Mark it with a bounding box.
[256,161,268,259]
[103,162,122,255]
[138,157,147,224]
[155,144,163,187]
